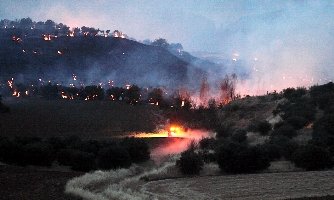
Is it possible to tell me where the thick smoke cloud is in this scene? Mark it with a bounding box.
[1,1,334,95]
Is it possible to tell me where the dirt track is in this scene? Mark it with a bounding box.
[141,170,334,200]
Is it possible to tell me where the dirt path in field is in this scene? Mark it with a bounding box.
[141,170,334,200]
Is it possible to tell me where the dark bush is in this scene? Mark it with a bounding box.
[63,135,82,149]
[283,87,306,101]
[73,140,101,156]
[292,144,333,170]
[198,150,216,163]
[257,121,272,135]
[0,138,25,165]
[248,120,272,135]
[215,122,234,138]
[199,137,217,150]
[286,116,308,130]
[57,148,76,166]
[57,148,96,171]
[97,146,132,170]
[47,136,66,151]
[14,136,42,146]
[176,149,204,175]
[314,114,334,136]
[259,143,281,161]
[216,142,270,174]
[272,124,297,138]
[121,137,150,163]
[269,135,299,160]
[22,142,54,166]
[231,129,247,143]
[70,151,96,172]
[0,102,10,113]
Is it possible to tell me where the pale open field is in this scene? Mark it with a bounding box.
[141,170,334,200]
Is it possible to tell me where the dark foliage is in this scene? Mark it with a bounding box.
[313,114,334,146]
[282,87,307,101]
[272,124,297,138]
[198,150,216,163]
[0,95,10,113]
[258,143,281,161]
[248,120,272,135]
[121,137,150,163]
[22,142,54,166]
[215,122,234,138]
[269,135,299,160]
[0,138,25,165]
[231,129,247,143]
[176,149,204,175]
[216,142,270,174]
[286,116,309,130]
[199,137,217,150]
[57,148,96,171]
[292,144,333,170]
[69,151,96,172]
[310,82,334,110]
[97,146,132,170]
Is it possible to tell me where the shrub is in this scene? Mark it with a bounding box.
[199,137,217,150]
[283,87,306,101]
[259,143,281,161]
[70,151,96,172]
[57,149,96,171]
[292,144,333,170]
[47,136,66,151]
[22,142,54,166]
[14,136,42,146]
[257,121,272,135]
[286,116,308,130]
[269,135,299,160]
[57,148,76,166]
[0,102,10,113]
[248,120,272,135]
[216,142,270,174]
[176,149,204,175]
[97,146,132,170]
[198,150,216,163]
[121,137,150,163]
[73,140,101,156]
[215,122,234,138]
[0,138,25,165]
[231,129,247,143]
[272,124,297,138]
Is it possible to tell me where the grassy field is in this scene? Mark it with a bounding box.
[141,170,334,200]
[0,97,162,138]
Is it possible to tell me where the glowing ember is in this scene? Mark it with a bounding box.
[43,34,52,41]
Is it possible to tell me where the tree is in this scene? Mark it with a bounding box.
[106,87,125,101]
[125,85,141,104]
[176,148,204,175]
[44,19,56,33]
[148,88,163,105]
[219,74,237,105]
[19,17,33,29]
[97,146,132,170]
[216,142,270,174]
[292,144,333,170]
[199,78,210,106]
[151,38,169,49]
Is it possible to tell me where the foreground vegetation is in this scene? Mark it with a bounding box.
[176,82,334,175]
[0,135,150,172]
